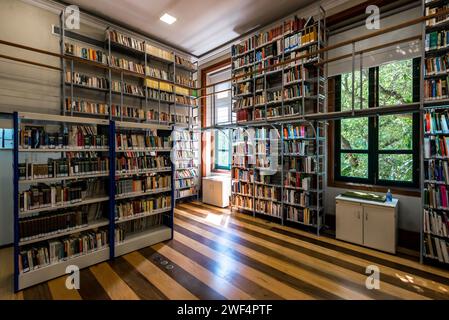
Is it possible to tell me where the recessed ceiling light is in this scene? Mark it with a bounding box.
[160,13,177,25]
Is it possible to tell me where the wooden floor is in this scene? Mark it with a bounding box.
[2,201,449,300]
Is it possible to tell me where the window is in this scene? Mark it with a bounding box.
[335,59,419,188]
[0,128,13,149]
[214,81,232,124]
[214,129,231,170]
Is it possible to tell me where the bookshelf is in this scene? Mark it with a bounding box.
[422,0,449,265]
[173,128,200,202]
[231,11,326,124]
[230,122,325,233]
[113,121,174,257]
[60,20,198,128]
[13,112,113,291]
[229,10,327,235]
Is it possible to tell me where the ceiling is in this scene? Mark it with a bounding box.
[66,0,317,57]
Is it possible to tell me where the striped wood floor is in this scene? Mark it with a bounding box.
[1,201,449,300]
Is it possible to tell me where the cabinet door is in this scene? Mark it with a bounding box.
[363,205,396,253]
[336,201,363,245]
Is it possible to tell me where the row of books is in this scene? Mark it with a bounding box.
[234,82,252,96]
[424,234,449,263]
[283,140,315,155]
[284,190,311,207]
[284,172,312,190]
[19,229,108,273]
[255,185,281,201]
[232,38,255,57]
[232,168,253,182]
[424,77,449,100]
[115,132,170,150]
[284,45,319,68]
[175,150,196,159]
[233,55,253,69]
[115,175,171,195]
[65,97,194,123]
[146,66,172,81]
[175,74,196,88]
[255,200,282,217]
[108,29,145,52]
[424,136,449,158]
[255,41,283,62]
[65,72,108,90]
[19,157,109,180]
[425,5,449,27]
[424,209,449,238]
[64,43,107,64]
[284,156,316,173]
[284,16,312,35]
[20,125,108,149]
[232,181,253,196]
[116,154,170,172]
[115,195,171,220]
[424,110,449,134]
[254,24,283,48]
[19,181,105,212]
[425,55,449,76]
[425,30,449,52]
[175,56,196,71]
[425,159,449,184]
[175,178,196,189]
[110,56,144,74]
[424,184,449,208]
[148,88,174,102]
[116,214,163,242]
[176,187,197,198]
[286,207,315,225]
[232,194,254,210]
[283,66,309,84]
[283,124,312,139]
[111,81,145,96]
[173,130,197,141]
[175,168,197,179]
[176,160,197,169]
[284,26,318,53]
[19,209,88,241]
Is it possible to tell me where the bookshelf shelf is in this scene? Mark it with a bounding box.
[19,197,110,217]
[18,246,110,290]
[115,225,171,257]
[19,218,110,246]
[18,172,109,184]
[422,0,449,266]
[115,207,171,224]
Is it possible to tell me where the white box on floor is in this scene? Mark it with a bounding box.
[202,175,231,208]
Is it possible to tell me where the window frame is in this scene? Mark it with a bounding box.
[334,58,420,188]
[214,129,231,171]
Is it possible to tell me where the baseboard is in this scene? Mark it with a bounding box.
[0,243,13,250]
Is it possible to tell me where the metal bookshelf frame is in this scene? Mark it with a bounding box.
[229,6,327,235]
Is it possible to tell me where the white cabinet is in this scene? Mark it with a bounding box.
[336,201,363,245]
[336,195,398,254]
[202,175,231,208]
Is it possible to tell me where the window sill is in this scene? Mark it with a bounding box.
[328,180,420,197]
[212,169,230,174]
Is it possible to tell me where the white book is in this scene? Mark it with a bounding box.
[435,237,444,262]
[440,239,449,264]
[441,114,449,133]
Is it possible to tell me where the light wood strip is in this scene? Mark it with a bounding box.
[47,276,82,300]
[184,203,449,297]
[175,215,372,300]
[190,202,449,280]
[89,262,140,300]
[123,251,198,300]
[174,230,315,300]
[177,207,430,300]
[153,242,253,300]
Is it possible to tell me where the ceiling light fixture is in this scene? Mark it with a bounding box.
[160,13,177,25]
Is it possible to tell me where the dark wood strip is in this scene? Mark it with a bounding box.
[183,207,448,300]
[175,212,395,300]
[139,246,227,300]
[190,202,449,287]
[174,222,340,300]
[22,283,52,300]
[77,268,110,300]
[108,256,167,300]
[167,239,283,300]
